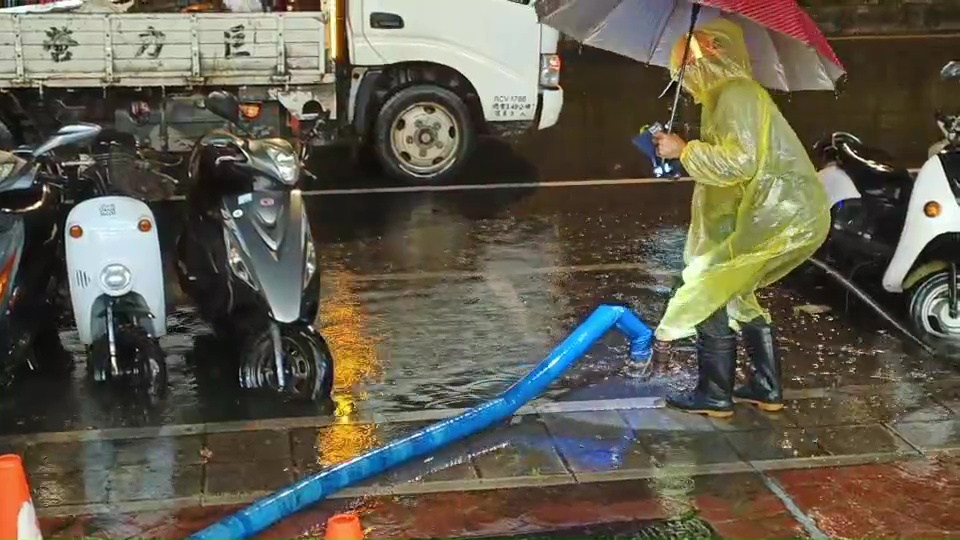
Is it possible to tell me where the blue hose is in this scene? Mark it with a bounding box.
[189,304,654,540]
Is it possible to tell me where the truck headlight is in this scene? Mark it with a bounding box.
[100,264,132,295]
[267,146,299,185]
[540,54,561,89]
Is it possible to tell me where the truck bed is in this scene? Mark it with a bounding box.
[0,12,332,88]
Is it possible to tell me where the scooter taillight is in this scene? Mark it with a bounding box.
[0,253,16,300]
[240,103,262,120]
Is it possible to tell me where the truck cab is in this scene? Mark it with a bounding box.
[0,0,563,185]
[340,0,563,182]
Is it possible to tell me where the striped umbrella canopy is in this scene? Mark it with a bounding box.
[536,0,846,92]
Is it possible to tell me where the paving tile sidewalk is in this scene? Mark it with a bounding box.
[12,381,960,538]
[40,455,960,539]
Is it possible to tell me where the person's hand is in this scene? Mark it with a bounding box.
[653,132,687,160]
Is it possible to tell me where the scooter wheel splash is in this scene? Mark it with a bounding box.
[239,324,334,402]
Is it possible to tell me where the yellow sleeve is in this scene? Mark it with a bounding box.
[679,79,765,188]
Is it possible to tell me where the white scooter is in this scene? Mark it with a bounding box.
[62,128,174,395]
[812,61,960,341]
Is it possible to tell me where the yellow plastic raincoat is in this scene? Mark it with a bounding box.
[655,19,831,342]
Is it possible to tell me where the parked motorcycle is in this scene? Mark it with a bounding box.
[0,127,91,384]
[63,128,175,396]
[813,61,960,340]
[175,90,334,401]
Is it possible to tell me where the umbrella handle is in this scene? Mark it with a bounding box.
[667,3,702,133]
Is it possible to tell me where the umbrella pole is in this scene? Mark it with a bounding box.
[666,3,701,133]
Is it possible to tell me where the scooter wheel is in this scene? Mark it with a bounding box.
[240,324,334,402]
[88,326,168,397]
[909,270,960,340]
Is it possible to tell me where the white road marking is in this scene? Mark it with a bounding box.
[86,168,922,204]
[300,169,922,196]
[300,177,681,196]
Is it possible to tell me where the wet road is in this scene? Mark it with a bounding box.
[310,34,960,188]
[2,34,960,435]
[1,180,954,435]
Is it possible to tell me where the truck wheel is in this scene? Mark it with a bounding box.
[373,84,475,184]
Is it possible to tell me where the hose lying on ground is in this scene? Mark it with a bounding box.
[188,304,655,540]
[807,257,935,355]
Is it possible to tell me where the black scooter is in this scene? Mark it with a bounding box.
[0,125,108,384]
[811,78,960,343]
[811,131,915,269]
[175,91,334,401]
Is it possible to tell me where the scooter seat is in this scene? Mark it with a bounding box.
[838,141,912,182]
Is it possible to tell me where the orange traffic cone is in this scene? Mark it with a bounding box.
[0,454,42,540]
[324,513,363,540]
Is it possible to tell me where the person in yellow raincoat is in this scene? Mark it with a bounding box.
[652,19,831,418]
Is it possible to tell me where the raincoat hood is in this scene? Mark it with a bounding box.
[670,18,753,104]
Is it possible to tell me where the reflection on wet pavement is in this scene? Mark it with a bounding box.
[0,181,956,435]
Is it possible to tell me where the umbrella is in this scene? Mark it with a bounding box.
[535,0,845,93]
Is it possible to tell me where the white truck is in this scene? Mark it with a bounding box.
[0,0,563,183]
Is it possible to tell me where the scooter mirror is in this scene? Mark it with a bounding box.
[941,61,960,82]
[205,91,241,124]
[32,123,102,158]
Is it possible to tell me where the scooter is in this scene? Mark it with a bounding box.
[0,127,93,384]
[813,61,960,340]
[175,90,334,401]
[62,127,172,395]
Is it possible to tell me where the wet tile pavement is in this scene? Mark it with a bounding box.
[12,377,960,538]
[38,455,960,539]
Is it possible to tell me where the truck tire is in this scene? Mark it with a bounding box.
[373,84,476,184]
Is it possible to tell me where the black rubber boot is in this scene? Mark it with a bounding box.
[665,309,736,419]
[733,318,784,412]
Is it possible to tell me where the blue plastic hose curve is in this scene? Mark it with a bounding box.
[189,304,654,540]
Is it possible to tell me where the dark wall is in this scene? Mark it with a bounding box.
[801,0,960,36]
[510,36,960,182]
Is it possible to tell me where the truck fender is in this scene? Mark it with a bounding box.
[351,62,486,146]
[351,68,384,145]
[369,51,533,124]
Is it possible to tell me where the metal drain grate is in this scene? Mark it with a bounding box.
[467,517,720,540]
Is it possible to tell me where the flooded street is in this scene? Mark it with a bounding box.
[0,180,952,433]
[1,34,959,433]
[3,33,960,540]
